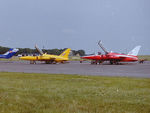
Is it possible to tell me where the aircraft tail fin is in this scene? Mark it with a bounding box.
[128,46,141,56]
[59,48,71,58]
[3,48,19,59]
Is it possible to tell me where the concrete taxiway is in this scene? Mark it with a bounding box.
[0,61,150,78]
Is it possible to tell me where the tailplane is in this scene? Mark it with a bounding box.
[59,48,71,58]
[3,48,19,59]
[128,46,141,56]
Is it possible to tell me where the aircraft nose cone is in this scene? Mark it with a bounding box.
[20,56,32,60]
[81,56,91,59]
[19,57,26,60]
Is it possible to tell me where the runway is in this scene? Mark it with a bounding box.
[0,61,150,78]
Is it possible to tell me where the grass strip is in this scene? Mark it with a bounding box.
[0,72,150,113]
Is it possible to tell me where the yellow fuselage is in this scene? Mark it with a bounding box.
[20,54,68,62]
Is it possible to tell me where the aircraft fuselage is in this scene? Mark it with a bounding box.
[81,52,138,63]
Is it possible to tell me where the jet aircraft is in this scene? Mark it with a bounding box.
[0,48,19,59]
[20,45,71,64]
[81,41,141,65]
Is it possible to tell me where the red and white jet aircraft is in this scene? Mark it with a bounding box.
[81,41,141,64]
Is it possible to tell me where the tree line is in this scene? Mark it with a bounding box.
[0,46,85,56]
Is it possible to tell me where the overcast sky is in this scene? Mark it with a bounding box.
[0,0,150,55]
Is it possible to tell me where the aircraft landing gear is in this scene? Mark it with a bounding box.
[91,60,103,65]
[45,60,54,64]
[30,60,36,64]
[110,60,119,65]
[61,61,64,64]
[91,60,95,64]
[91,60,98,65]
[98,60,103,65]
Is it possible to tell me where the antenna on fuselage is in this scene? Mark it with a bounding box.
[98,40,109,54]
[35,44,44,55]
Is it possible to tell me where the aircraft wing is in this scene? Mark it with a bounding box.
[41,55,58,61]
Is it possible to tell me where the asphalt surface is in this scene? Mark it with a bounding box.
[0,61,150,78]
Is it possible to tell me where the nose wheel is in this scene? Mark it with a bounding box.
[110,60,119,65]
[91,60,103,65]
[45,60,54,64]
[30,61,36,64]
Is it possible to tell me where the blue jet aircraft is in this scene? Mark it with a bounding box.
[0,48,19,59]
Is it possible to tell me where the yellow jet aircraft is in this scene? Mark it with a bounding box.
[20,45,71,64]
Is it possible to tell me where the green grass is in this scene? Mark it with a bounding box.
[0,72,150,113]
[69,56,81,61]
[138,55,150,61]
[0,56,19,61]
